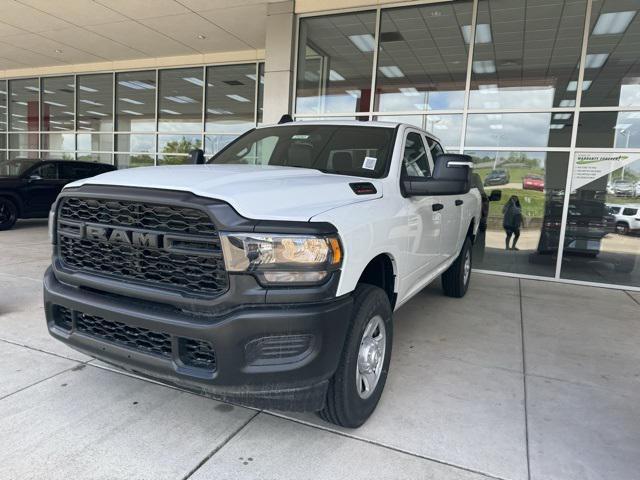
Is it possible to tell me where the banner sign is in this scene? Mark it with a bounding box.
[572,152,640,190]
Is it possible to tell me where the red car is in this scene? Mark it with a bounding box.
[523,174,544,191]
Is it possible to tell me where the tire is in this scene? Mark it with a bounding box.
[318,284,393,428]
[0,198,18,231]
[442,236,472,298]
[616,222,629,235]
[479,217,487,232]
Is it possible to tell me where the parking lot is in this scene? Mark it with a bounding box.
[1,219,639,480]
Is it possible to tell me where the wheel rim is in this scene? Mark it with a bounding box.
[356,315,386,400]
[0,202,9,223]
[463,249,471,285]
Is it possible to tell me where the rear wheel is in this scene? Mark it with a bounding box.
[318,284,393,428]
[0,198,17,231]
[442,236,472,298]
[616,222,629,235]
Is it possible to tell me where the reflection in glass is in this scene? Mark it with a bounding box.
[77,133,113,152]
[205,134,238,155]
[158,67,203,132]
[0,80,6,131]
[465,113,572,147]
[206,64,256,134]
[157,154,191,166]
[375,114,462,148]
[9,78,39,134]
[374,1,472,112]
[115,153,154,169]
[577,111,640,149]
[116,71,156,132]
[41,76,74,132]
[469,151,569,276]
[116,134,155,154]
[296,11,376,115]
[9,133,37,151]
[77,74,113,131]
[77,152,112,164]
[469,0,586,109]
[561,156,640,286]
[257,62,265,125]
[582,0,640,107]
[41,133,74,153]
[158,134,201,164]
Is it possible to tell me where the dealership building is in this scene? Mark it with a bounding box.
[0,0,639,290]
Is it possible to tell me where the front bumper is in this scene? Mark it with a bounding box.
[44,267,352,411]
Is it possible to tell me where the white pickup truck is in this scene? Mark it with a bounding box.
[44,121,482,427]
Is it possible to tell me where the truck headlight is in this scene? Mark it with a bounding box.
[219,233,342,285]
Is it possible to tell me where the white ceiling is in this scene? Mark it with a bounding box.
[0,0,274,70]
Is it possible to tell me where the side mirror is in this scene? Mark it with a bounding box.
[489,190,502,202]
[189,148,205,165]
[28,174,42,182]
[403,154,472,196]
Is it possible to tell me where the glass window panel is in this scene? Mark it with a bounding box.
[374,1,472,112]
[577,111,640,148]
[158,134,201,156]
[157,154,191,165]
[0,134,5,150]
[296,11,377,115]
[158,67,203,131]
[116,134,155,153]
[560,154,640,286]
[41,151,74,160]
[115,153,154,169]
[41,76,74,132]
[206,64,256,134]
[582,0,640,107]
[9,151,39,160]
[116,70,156,132]
[467,150,570,277]
[77,133,113,152]
[9,133,38,150]
[9,78,39,132]
[0,80,7,132]
[77,73,113,131]
[465,113,572,147]
[41,133,74,152]
[205,134,239,155]
[77,152,112,164]
[469,0,587,109]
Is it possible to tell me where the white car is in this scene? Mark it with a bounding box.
[608,203,640,234]
[43,120,481,427]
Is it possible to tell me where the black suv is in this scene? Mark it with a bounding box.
[0,159,115,230]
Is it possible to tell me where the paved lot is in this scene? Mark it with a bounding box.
[1,219,639,480]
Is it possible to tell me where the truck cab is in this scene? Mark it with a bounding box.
[44,121,481,427]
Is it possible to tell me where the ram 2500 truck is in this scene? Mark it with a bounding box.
[44,121,481,427]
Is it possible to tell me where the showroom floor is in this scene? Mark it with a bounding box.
[1,220,639,480]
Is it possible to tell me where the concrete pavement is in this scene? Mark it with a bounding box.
[1,219,639,480]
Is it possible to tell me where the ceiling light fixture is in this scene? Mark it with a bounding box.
[559,99,576,107]
[378,65,404,78]
[583,53,609,69]
[197,33,207,40]
[592,11,636,35]
[399,87,420,96]
[349,34,376,52]
[74,84,98,93]
[329,70,345,81]
[121,98,144,105]
[472,60,496,74]
[118,80,155,90]
[160,109,181,115]
[44,100,67,107]
[55,49,63,54]
[226,94,250,102]
[183,77,204,87]
[553,113,571,120]
[566,80,592,91]
[165,95,197,104]
[122,109,143,116]
[80,99,103,106]
[86,110,108,116]
[462,24,492,44]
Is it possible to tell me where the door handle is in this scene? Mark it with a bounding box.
[455,199,464,206]
[432,203,444,211]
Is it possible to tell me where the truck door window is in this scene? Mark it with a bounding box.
[30,163,58,179]
[402,132,430,177]
[426,137,445,158]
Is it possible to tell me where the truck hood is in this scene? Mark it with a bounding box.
[66,164,383,221]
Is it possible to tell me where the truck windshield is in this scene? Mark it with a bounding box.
[209,125,395,178]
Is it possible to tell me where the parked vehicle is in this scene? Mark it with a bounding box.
[608,203,640,234]
[522,173,544,191]
[538,198,614,256]
[483,168,510,186]
[611,179,634,197]
[44,121,482,427]
[0,159,115,230]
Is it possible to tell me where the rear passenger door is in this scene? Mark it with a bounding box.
[401,130,442,292]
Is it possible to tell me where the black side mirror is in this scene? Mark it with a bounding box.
[489,190,502,202]
[403,154,473,196]
[189,149,205,165]
[28,174,43,182]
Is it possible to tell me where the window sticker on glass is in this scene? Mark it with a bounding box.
[292,134,310,140]
[362,156,377,170]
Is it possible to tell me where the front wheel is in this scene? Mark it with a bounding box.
[442,236,472,298]
[318,284,393,428]
[0,198,18,231]
[616,222,629,235]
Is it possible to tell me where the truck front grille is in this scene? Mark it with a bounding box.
[56,196,228,298]
[53,306,217,371]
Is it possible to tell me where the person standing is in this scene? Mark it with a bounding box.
[502,195,522,250]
